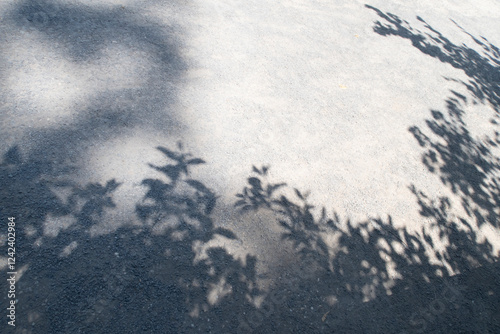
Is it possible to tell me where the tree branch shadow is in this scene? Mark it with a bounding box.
[366,4,500,112]
[0,4,499,334]
[234,165,499,333]
[0,144,260,333]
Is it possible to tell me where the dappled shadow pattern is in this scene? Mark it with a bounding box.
[410,96,500,229]
[332,7,500,332]
[235,167,500,333]
[366,4,500,112]
[0,145,258,333]
[1,3,500,332]
[1,144,499,333]
[366,6,500,230]
[0,2,261,332]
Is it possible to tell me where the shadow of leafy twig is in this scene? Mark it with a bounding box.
[366,5,500,229]
[0,144,259,333]
[409,97,500,229]
[366,4,500,112]
[234,165,499,333]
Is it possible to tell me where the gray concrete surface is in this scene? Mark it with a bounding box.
[1,0,499,333]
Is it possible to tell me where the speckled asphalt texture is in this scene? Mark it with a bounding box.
[1,0,500,333]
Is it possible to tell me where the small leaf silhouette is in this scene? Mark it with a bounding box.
[267,183,286,196]
[187,158,205,165]
[105,179,121,192]
[235,200,247,207]
[241,205,253,212]
[248,177,262,189]
[279,220,291,229]
[213,228,237,239]
[294,188,304,200]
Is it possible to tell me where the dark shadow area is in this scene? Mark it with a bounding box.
[1,145,259,333]
[14,0,183,65]
[1,146,499,333]
[0,10,191,329]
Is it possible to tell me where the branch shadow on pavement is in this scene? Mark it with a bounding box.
[2,140,499,333]
[232,7,500,333]
[234,165,499,333]
[366,4,500,234]
[366,4,500,112]
[1,3,500,334]
[0,144,259,333]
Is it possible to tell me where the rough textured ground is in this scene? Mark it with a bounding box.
[1,0,499,333]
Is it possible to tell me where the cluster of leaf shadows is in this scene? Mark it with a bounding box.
[2,140,499,333]
[366,4,500,112]
[365,6,500,231]
[233,6,500,332]
[235,166,499,333]
[0,3,499,333]
[366,5,500,251]
[1,144,261,333]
